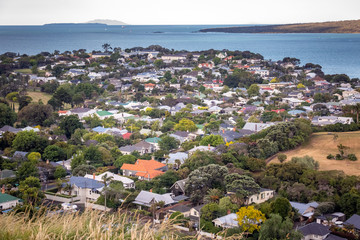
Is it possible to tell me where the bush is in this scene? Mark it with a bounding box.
[327,154,334,159]
[278,153,287,163]
[335,154,344,160]
[348,154,357,161]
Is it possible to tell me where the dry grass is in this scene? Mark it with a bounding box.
[270,131,360,176]
[27,91,52,104]
[0,209,183,240]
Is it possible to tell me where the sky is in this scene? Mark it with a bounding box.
[0,0,360,25]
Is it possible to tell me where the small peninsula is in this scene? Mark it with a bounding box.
[200,19,360,33]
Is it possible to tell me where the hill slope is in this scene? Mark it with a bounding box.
[269,131,360,176]
[200,19,360,33]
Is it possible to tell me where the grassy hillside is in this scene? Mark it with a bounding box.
[270,131,360,176]
[27,91,52,104]
[200,19,360,33]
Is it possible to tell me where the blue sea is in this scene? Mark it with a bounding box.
[0,25,359,78]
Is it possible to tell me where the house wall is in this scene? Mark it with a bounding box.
[0,199,20,210]
[245,190,274,205]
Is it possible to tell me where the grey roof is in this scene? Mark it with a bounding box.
[68,176,104,190]
[172,131,190,138]
[169,204,191,213]
[0,169,16,179]
[172,195,189,202]
[213,213,239,228]
[13,151,28,158]
[0,125,20,133]
[167,152,188,164]
[345,214,360,230]
[298,222,330,237]
[70,108,91,113]
[133,190,175,207]
[290,201,318,216]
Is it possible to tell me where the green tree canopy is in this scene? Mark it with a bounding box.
[0,103,17,127]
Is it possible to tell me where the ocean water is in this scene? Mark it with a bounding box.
[0,25,359,78]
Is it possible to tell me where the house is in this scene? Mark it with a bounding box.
[167,152,188,166]
[167,204,192,217]
[65,176,104,203]
[244,188,275,205]
[121,159,167,181]
[170,179,188,196]
[316,212,346,226]
[213,213,239,228]
[282,97,305,107]
[169,131,193,144]
[188,145,215,155]
[0,125,21,134]
[119,141,156,155]
[311,116,354,126]
[133,190,176,208]
[69,108,96,119]
[290,201,318,220]
[0,169,16,180]
[84,171,135,189]
[344,214,360,232]
[298,222,346,240]
[242,122,275,132]
[0,190,22,211]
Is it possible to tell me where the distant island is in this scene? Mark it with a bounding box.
[86,19,128,25]
[44,23,107,26]
[200,19,360,33]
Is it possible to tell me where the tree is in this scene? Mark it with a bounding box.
[59,115,84,138]
[0,103,16,128]
[247,84,260,97]
[70,151,85,170]
[102,43,112,52]
[72,164,96,176]
[174,118,197,132]
[114,155,137,169]
[259,214,302,240]
[337,144,350,159]
[277,153,287,163]
[18,176,44,205]
[27,152,41,163]
[204,188,224,203]
[201,203,221,222]
[54,166,67,179]
[218,196,238,215]
[225,173,260,198]
[200,134,224,147]
[158,135,180,152]
[185,164,228,204]
[17,161,39,181]
[101,173,114,211]
[84,145,103,165]
[270,197,292,219]
[291,156,319,170]
[236,206,266,234]
[12,130,48,153]
[43,145,67,162]
[17,103,53,126]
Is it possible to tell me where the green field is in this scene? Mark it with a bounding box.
[269,131,360,176]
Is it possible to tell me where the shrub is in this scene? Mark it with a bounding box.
[327,154,334,159]
[335,154,344,160]
[348,154,357,161]
[278,153,287,163]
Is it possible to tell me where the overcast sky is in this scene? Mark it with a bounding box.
[0,0,359,25]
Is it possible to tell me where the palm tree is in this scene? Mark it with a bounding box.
[352,103,360,123]
[102,43,112,53]
[101,173,113,211]
[64,183,74,205]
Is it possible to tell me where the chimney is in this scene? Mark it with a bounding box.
[93,173,96,180]
[151,155,155,160]
[222,129,224,134]
[1,185,5,194]
[208,144,210,150]
[255,124,257,132]
[46,159,49,164]
[227,209,231,215]
[233,127,236,132]
[150,189,153,193]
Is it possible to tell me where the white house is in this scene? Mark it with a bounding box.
[0,191,22,210]
[84,171,135,189]
[65,176,104,203]
[244,188,275,205]
[213,213,239,228]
